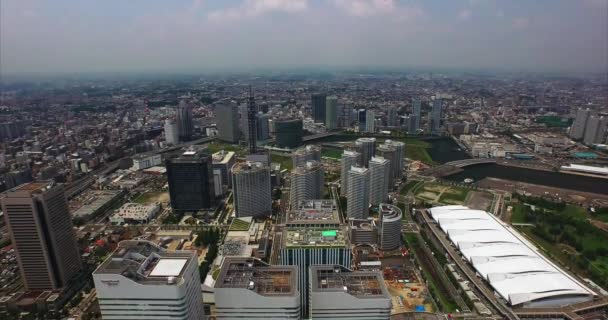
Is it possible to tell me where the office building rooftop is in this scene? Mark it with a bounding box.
[283,228,348,248]
[286,200,340,225]
[310,265,389,298]
[216,257,297,296]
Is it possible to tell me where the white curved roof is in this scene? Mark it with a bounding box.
[428,206,595,307]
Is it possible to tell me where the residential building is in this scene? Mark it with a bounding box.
[379,139,405,183]
[212,150,236,188]
[570,108,591,140]
[1,182,82,290]
[340,150,360,196]
[292,145,321,168]
[347,166,370,219]
[378,204,402,251]
[355,137,376,167]
[431,98,442,133]
[232,162,272,217]
[412,98,421,133]
[290,161,324,207]
[93,240,203,320]
[583,116,608,145]
[325,96,338,130]
[365,110,376,133]
[164,119,179,145]
[369,157,389,206]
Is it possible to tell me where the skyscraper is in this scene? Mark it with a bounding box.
[215,100,241,143]
[311,93,327,123]
[431,98,442,133]
[412,98,421,133]
[176,100,193,142]
[365,110,376,133]
[408,115,418,135]
[164,119,179,145]
[1,182,82,290]
[583,116,608,145]
[93,240,204,320]
[247,88,258,154]
[340,150,360,196]
[290,161,324,207]
[380,139,405,183]
[275,118,303,149]
[570,108,591,140]
[387,106,398,127]
[347,166,370,219]
[292,145,321,168]
[232,162,272,217]
[378,203,402,251]
[166,148,215,212]
[257,112,270,141]
[358,109,366,132]
[325,96,338,130]
[369,157,390,206]
[355,137,376,167]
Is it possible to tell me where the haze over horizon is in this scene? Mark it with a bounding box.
[1,0,607,75]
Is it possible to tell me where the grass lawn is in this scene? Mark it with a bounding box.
[400,180,421,195]
[438,187,468,204]
[407,145,433,164]
[561,205,588,219]
[271,153,293,171]
[205,142,247,156]
[321,147,343,159]
[510,203,527,224]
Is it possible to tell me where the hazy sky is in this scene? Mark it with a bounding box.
[1,0,607,74]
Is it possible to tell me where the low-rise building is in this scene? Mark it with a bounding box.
[110,202,160,224]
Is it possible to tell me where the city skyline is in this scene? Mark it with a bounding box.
[1,0,607,75]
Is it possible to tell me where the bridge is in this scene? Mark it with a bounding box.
[444,158,497,168]
[302,132,339,142]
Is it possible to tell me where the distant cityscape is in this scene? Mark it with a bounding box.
[0,70,607,320]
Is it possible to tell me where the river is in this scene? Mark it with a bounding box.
[427,138,608,195]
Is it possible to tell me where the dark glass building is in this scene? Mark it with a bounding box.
[311,93,327,123]
[166,149,215,212]
[275,118,303,149]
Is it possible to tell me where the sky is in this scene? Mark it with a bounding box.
[1,0,607,74]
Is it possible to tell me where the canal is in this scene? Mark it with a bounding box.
[428,138,608,195]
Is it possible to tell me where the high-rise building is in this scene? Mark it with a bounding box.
[176,100,193,142]
[408,115,418,135]
[0,121,26,142]
[275,118,303,149]
[378,203,402,251]
[570,108,591,140]
[369,157,390,206]
[290,161,324,207]
[583,116,608,145]
[292,145,321,168]
[431,98,442,133]
[215,257,300,319]
[339,103,353,128]
[358,109,366,132]
[164,119,179,145]
[1,182,82,290]
[325,96,338,130]
[355,137,376,167]
[347,166,370,219]
[166,148,215,212]
[379,139,405,183]
[257,112,270,141]
[365,110,376,133]
[279,200,352,318]
[309,265,391,319]
[340,150,360,196]
[247,88,258,154]
[232,162,272,217]
[212,150,236,188]
[387,106,398,127]
[93,240,203,320]
[311,93,327,123]
[215,100,241,143]
[412,98,421,132]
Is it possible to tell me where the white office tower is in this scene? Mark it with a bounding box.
[380,139,406,182]
[290,161,324,207]
[369,157,390,206]
[292,145,321,168]
[164,119,179,145]
[93,240,203,320]
[232,162,272,217]
[412,98,421,132]
[347,166,370,219]
[309,265,391,319]
[215,257,300,319]
[340,150,360,196]
[431,98,442,133]
[215,100,241,143]
[365,110,376,133]
[583,116,608,145]
[325,96,338,130]
[378,203,402,251]
[355,137,376,167]
[570,108,591,140]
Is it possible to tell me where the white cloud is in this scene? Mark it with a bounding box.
[512,17,530,29]
[458,9,472,21]
[208,0,308,22]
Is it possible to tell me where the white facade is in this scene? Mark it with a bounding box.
[132,153,162,171]
[232,162,272,218]
[583,116,608,145]
[340,150,360,196]
[355,137,376,168]
[570,108,590,140]
[290,161,324,207]
[347,166,370,219]
[365,110,376,133]
[428,206,595,308]
[213,169,223,196]
[378,204,402,251]
[368,157,389,206]
[292,145,321,168]
[165,119,179,145]
[110,203,160,225]
[93,240,203,320]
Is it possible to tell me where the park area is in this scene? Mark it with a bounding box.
[510,195,608,289]
[133,191,169,205]
[411,182,470,205]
